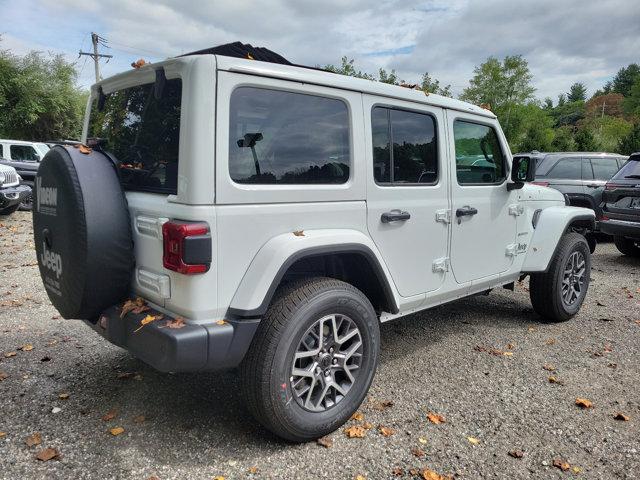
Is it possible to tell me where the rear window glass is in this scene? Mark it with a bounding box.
[590,157,620,180]
[548,157,581,179]
[88,78,182,194]
[613,158,640,179]
[229,87,350,184]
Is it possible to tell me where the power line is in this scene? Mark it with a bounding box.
[78,32,113,83]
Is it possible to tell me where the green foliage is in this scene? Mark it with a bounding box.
[574,127,599,151]
[618,122,640,155]
[551,126,576,151]
[550,100,585,127]
[585,116,633,152]
[420,72,452,97]
[504,103,554,152]
[0,42,87,140]
[622,78,640,117]
[377,68,401,85]
[323,56,375,80]
[567,82,587,102]
[611,64,640,97]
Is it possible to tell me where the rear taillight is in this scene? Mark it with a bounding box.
[605,183,624,190]
[162,221,212,275]
[532,181,549,187]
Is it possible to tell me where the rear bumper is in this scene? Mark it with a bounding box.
[599,219,640,239]
[0,184,31,208]
[85,304,259,372]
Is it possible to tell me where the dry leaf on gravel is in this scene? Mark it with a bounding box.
[467,436,480,445]
[25,432,41,447]
[418,437,428,444]
[102,409,117,421]
[213,477,225,480]
[553,458,570,471]
[58,392,69,400]
[548,376,564,385]
[133,314,163,333]
[411,447,426,458]
[362,421,374,430]
[371,400,394,411]
[18,344,33,351]
[248,466,259,474]
[508,450,524,458]
[355,476,366,480]
[421,468,450,480]
[542,364,556,371]
[109,427,125,436]
[344,425,367,438]
[317,436,333,448]
[546,338,556,345]
[0,432,5,438]
[378,426,395,437]
[575,398,593,409]
[392,467,404,476]
[133,414,146,423]
[350,411,364,421]
[0,371,8,381]
[35,447,60,462]
[613,412,630,421]
[426,412,445,424]
[4,351,17,358]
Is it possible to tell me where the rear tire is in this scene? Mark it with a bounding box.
[0,204,19,216]
[240,277,380,442]
[613,236,640,257]
[530,233,591,322]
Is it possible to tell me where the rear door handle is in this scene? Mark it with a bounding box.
[381,209,411,223]
[456,206,478,217]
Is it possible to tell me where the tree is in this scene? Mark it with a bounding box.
[574,127,599,151]
[586,93,624,119]
[508,103,554,152]
[420,72,452,97]
[611,64,640,97]
[323,56,375,80]
[585,115,633,152]
[567,82,587,102]
[551,126,576,151]
[0,41,87,140]
[618,123,640,155]
[622,78,640,117]
[543,97,554,110]
[378,68,401,85]
[557,94,566,106]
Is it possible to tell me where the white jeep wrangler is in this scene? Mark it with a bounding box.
[33,43,594,442]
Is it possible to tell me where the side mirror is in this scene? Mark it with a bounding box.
[508,155,535,190]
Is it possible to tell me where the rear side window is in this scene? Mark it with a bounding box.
[88,78,182,194]
[372,107,438,184]
[453,120,506,184]
[548,157,581,179]
[613,159,640,179]
[229,87,350,184]
[590,157,621,180]
[10,145,39,161]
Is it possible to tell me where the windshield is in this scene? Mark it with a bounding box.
[612,158,640,180]
[88,78,182,194]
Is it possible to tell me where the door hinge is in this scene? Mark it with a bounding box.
[506,242,528,257]
[432,257,449,273]
[435,209,451,224]
[509,204,525,216]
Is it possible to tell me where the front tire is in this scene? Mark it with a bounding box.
[529,232,591,322]
[240,277,380,442]
[613,236,640,257]
[0,204,20,216]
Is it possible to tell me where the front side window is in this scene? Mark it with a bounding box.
[372,107,438,185]
[10,145,39,161]
[453,120,506,184]
[88,78,182,194]
[549,157,581,179]
[590,157,620,180]
[229,87,350,184]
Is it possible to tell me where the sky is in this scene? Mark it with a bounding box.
[1,0,639,101]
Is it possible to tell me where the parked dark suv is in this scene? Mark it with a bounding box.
[525,152,627,220]
[600,153,640,257]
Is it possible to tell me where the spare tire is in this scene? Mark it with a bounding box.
[33,146,134,320]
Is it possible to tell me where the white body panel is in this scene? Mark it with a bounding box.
[81,55,594,325]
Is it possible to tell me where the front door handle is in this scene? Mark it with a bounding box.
[381,209,411,223]
[456,206,478,217]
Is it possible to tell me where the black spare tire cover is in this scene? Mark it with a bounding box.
[33,146,134,320]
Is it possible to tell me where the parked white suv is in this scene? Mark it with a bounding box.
[0,139,49,162]
[33,44,595,442]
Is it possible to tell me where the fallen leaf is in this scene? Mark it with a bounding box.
[508,450,524,458]
[502,351,514,356]
[548,376,564,385]
[0,371,8,381]
[613,412,630,421]
[421,468,449,480]
[0,432,5,438]
[4,351,17,358]
[35,447,60,462]
[371,400,394,411]
[355,476,366,480]
[120,297,146,318]
[102,409,117,421]
[109,427,125,436]
[133,414,146,423]
[293,230,305,236]
[542,364,556,372]
[411,447,425,458]
[78,144,92,155]
[350,411,364,421]
[215,319,227,326]
[248,467,259,474]
[575,398,593,409]
[467,436,480,445]
[344,425,367,438]
[507,343,515,350]
[362,421,374,430]
[546,338,556,345]
[392,467,404,476]
[572,466,582,473]
[18,344,33,351]
[133,314,163,333]
[418,437,428,444]
[378,425,395,437]
[58,392,69,400]
[51,407,61,414]
[317,436,333,448]
[161,317,186,329]
[426,412,445,424]
[553,458,570,471]
[25,432,42,447]
[131,58,147,69]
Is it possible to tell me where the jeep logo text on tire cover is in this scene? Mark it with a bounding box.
[40,240,62,279]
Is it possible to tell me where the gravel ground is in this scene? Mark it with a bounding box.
[0,211,638,480]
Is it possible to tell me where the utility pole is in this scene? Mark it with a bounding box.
[79,33,113,83]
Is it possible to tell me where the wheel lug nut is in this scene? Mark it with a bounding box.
[333,359,338,364]
[329,347,334,353]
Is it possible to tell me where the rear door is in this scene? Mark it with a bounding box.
[603,158,640,221]
[364,95,450,298]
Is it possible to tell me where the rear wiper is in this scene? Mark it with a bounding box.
[624,175,640,179]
